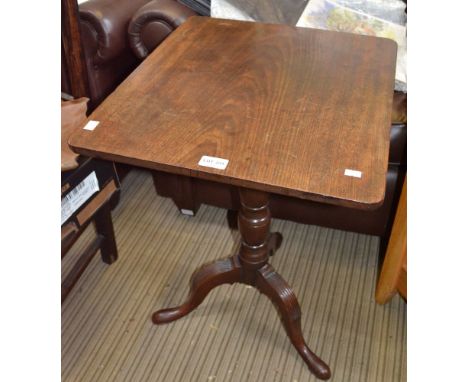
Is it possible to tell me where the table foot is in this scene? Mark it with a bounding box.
[152,256,242,324]
[256,264,331,380]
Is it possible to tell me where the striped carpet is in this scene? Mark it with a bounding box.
[62,169,406,382]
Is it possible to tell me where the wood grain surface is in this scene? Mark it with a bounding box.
[69,17,397,209]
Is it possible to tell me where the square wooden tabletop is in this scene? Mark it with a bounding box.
[69,16,397,209]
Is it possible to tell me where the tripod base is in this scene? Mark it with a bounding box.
[152,188,331,380]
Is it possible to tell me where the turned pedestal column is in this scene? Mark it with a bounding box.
[152,188,331,380]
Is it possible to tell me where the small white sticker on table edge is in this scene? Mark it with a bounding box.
[344,169,362,178]
[198,155,229,170]
[83,120,99,131]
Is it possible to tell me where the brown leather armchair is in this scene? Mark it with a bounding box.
[61,0,196,107]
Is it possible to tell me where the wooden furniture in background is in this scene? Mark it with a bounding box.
[69,17,397,379]
[61,98,120,302]
[376,176,407,303]
[61,0,89,99]
[61,159,120,302]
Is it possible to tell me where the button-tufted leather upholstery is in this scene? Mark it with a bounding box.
[129,0,197,60]
[62,0,196,107]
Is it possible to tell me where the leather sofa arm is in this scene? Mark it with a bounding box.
[79,0,149,65]
[389,91,407,166]
[128,0,197,60]
[389,123,406,166]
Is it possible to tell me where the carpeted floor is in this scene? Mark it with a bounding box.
[62,169,406,382]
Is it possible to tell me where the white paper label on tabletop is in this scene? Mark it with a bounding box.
[198,156,229,170]
[344,169,362,178]
[83,120,99,131]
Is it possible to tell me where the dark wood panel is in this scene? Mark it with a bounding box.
[61,0,89,98]
[70,17,396,209]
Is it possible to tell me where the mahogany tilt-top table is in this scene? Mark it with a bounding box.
[70,16,397,380]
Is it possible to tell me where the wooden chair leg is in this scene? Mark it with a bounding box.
[152,171,201,216]
[94,203,118,264]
